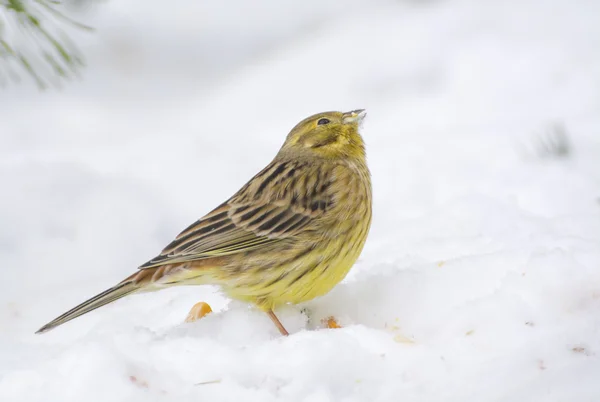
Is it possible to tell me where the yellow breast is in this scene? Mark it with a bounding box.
[223,160,372,310]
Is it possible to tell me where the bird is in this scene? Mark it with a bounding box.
[36,109,372,336]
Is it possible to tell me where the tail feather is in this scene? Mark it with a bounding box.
[35,263,208,334]
[36,278,142,334]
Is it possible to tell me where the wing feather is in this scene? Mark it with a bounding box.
[138,160,333,269]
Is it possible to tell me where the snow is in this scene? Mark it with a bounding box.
[1,0,600,400]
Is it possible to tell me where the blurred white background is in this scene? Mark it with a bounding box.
[1,0,599,401]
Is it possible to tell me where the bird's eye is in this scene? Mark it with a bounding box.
[317,118,330,125]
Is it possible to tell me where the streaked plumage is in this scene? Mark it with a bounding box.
[37,109,372,336]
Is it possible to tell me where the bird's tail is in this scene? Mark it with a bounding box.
[35,268,160,334]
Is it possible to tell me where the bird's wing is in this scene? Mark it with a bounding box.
[138,160,331,269]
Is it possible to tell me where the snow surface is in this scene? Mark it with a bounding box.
[1,0,600,401]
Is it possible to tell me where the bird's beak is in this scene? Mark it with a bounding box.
[342,109,367,124]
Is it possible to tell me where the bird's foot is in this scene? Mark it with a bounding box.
[185,301,213,323]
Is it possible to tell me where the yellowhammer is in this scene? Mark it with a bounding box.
[37,109,372,336]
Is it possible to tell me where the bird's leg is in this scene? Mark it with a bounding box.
[266,310,289,336]
[185,301,213,323]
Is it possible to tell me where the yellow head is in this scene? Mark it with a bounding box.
[280,110,367,161]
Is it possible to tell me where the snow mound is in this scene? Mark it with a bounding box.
[1,0,600,401]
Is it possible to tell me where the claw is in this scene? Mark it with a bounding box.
[185,302,213,323]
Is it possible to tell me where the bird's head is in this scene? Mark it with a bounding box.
[280,110,367,161]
